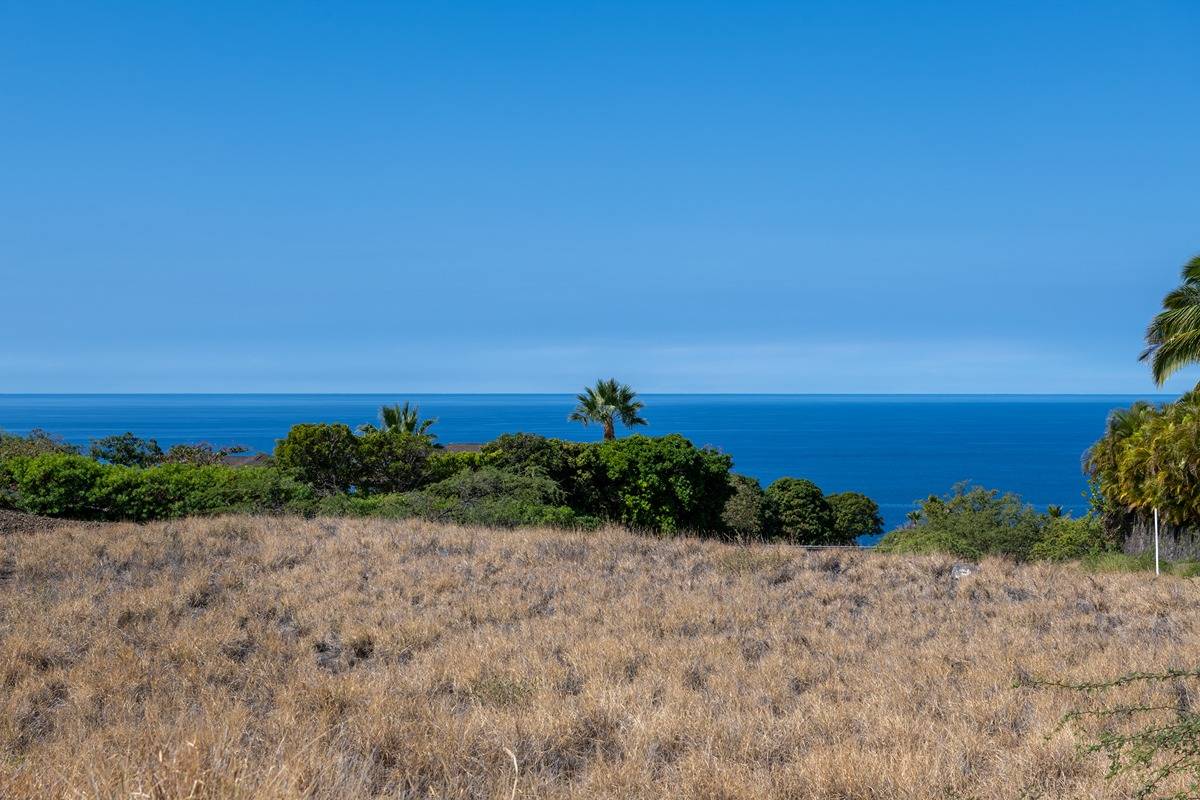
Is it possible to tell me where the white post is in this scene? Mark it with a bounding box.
[1154,507,1160,576]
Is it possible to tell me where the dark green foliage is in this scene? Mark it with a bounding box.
[426,450,482,483]
[356,430,437,494]
[316,467,593,529]
[721,474,769,539]
[587,434,733,534]
[1085,392,1200,527]
[0,453,314,521]
[828,491,884,543]
[162,442,249,465]
[1,453,106,517]
[480,433,575,481]
[764,478,835,544]
[419,467,587,527]
[877,483,1047,560]
[273,423,360,495]
[88,432,164,467]
[1029,515,1115,561]
[0,428,79,460]
[1028,669,1200,799]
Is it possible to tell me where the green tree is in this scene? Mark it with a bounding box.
[361,402,437,439]
[569,378,647,440]
[764,478,835,544]
[828,491,884,543]
[876,483,1048,560]
[0,428,79,460]
[274,423,360,495]
[588,434,732,533]
[1140,254,1200,385]
[721,474,769,539]
[88,432,163,467]
[357,430,438,494]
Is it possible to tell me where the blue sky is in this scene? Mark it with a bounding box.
[2,1,1198,393]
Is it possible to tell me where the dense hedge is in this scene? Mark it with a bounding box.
[876,483,1113,561]
[0,425,892,540]
[0,454,314,521]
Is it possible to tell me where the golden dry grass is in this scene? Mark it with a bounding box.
[1,515,1197,799]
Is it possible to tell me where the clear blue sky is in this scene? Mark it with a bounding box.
[2,1,1198,393]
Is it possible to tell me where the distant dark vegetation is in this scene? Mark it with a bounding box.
[7,381,1184,563]
[0,424,883,544]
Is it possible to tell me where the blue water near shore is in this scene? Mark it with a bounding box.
[0,394,1174,533]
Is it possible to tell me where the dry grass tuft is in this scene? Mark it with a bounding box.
[0,516,1196,798]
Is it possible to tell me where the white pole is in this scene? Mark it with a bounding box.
[1154,507,1160,576]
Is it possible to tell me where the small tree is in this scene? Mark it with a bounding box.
[88,432,163,467]
[162,442,249,465]
[828,491,884,544]
[765,478,835,544]
[274,423,360,495]
[569,379,647,440]
[722,474,769,540]
[357,430,437,494]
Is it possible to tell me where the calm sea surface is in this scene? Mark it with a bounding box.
[0,394,1174,532]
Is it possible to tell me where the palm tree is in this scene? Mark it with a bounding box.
[1140,254,1200,385]
[360,402,437,439]
[569,378,647,440]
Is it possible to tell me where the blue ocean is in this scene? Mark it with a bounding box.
[0,394,1173,532]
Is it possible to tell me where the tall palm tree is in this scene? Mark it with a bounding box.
[1140,254,1200,385]
[569,378,647,440]
[360,402,437,439]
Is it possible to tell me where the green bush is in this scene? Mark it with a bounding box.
[274,423,360,495]
[722,474,769,539]
[1029,515,1113,561]
[356,430,438,494]
[765,478,836,544]
[427,450,482,483]
[89,432,163,467]
[877,483,1047,560]
[162,442,249,465]
[1,453,106,517]
[316,467,594,529]
[0,428,79,460]
[0,453,314,521]
[586,434,733,534]
[828,491,884,543]
[316,492,415,518]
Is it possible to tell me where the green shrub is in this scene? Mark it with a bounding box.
[481,433,576,480]
[1029,515,1113,561]
[0,453,314,521]
[876,483,1046,560]
[88,432,164,467]
[828,491,884,543]
[0,428,79,460]
[162,442,250,465]
[721,474,769,539]
[420,467,591,528]
[356,430,438,494]
[1,453,106,517]
[316,492,415,518]
[427,450,482,482]
[586,434,733,534]
[274,423,360,495]
[316,467,595,529]
[764,478,835,544]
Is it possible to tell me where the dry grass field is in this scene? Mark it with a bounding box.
[2,514,1198,799]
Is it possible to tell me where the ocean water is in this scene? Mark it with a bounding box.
[0,394,1173,532]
